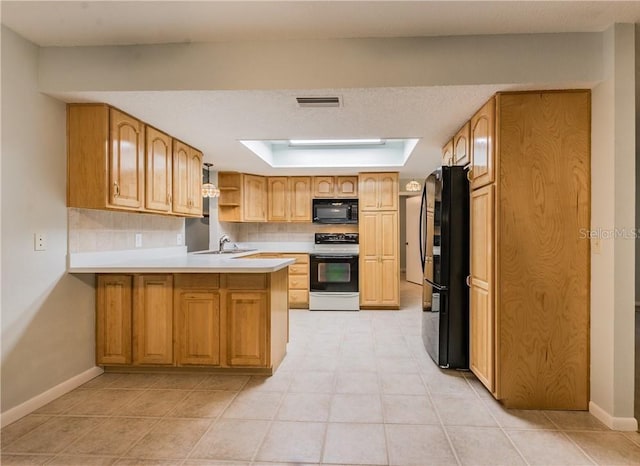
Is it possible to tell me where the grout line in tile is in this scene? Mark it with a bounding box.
[423,373,462,466]
[557,430,600,466]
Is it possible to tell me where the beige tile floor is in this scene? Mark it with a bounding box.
[3,280,640,465]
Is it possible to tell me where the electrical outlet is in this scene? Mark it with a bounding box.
[177,233,183,245]
[135,233,142,248]
[34,232,47,251]
[592,237,601,254]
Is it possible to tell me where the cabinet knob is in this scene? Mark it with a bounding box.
[113,182,120,198]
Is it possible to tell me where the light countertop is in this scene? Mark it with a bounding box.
[67,246,295,274]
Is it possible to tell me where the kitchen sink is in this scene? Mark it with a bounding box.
[195,248,257,255]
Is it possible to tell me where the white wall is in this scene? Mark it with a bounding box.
[37,33,602,93]
[590,23,636,430]
[1,26,95,416]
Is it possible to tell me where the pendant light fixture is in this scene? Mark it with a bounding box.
[405,179,421,192]
[201,163,220,198]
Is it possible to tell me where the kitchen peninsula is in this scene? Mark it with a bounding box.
[68,250,294,375]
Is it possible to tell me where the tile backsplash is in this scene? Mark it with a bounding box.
[234,222,358,243]
[68,208,185,253]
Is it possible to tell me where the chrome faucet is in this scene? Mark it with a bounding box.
[219,234,230,252]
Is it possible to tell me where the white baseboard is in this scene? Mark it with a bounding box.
[589,401,638,431]
[0,366,103,428]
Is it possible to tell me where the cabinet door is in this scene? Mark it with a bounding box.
[268,177,289,222]
[177,291,221,366]
[453,122,471,167]
[243,175,267,222]
[359,212,381,306]
[133,275,174,365]
[289,177,312,222]
[227,292,268,366]
[442,139,454,167]
[109,109,145,209]
[358,174,379,211]
[188,148,203,216]
[469,185,495,392]
[470,98,495,189]
[145,127,173,212]
[379,211,399,306]
[172,140,191,214]
[336,176,358,198]
[377,173,399,210]
[312,176,335,197]
[96,275,132,365]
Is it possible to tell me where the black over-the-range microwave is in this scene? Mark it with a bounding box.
[312,198,359,224]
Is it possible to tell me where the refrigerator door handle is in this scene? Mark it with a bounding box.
[419,183,427,271]
[425,278,448,292]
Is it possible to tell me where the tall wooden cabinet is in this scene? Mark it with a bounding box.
[467,91,590,410]
[358,172,400,309]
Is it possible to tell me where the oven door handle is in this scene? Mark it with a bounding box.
[312,254,357,259]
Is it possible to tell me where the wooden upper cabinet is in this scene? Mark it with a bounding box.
[267,177,289,222]
[312,176,335,197]
[336,176,358,197]
[67,103,202,217]
[312,176,357,198]
[243,175,267,222]
[109,109,145,209]
[145,127,172,213]
[442,139,453,167]
[359,172,399,211]
[470,97,495,189]
[172,140,203,217]
[289,177,312,222]
[453,121,471,167]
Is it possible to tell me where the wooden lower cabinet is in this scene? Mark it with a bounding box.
[359,211,399,308]
[96,275,132,365]
[96,271,287,371]
[176,290,221,366]
[227,291,268,366]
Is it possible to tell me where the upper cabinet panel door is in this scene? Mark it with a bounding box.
[453,121,471,167]
[336,176,358,198]
[313,176,335,198]
[377,173,398,210]
[188,148,203,216]
[470,97,495,190]
[442,139,453,167]
[145,127,172,212]
[358,174,379,211]
[109,109,145,209]
[243,175,267,222]
[268,177,289,222]
[289,177,312,222]
[172,140,191,215]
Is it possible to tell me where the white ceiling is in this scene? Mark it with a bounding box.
[2,1,632,178]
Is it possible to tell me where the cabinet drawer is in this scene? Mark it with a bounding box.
[225,273,268,290]
[282,253,309,264]
[288,264,308,276]
[288,275,308,290]
[174,274,220,290]
[289,289,309,305]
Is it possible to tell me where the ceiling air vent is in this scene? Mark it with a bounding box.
[296,96,341,108]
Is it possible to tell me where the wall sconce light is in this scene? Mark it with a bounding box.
[201,163,220,198]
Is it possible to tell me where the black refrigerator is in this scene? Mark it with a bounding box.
[419,166,470,369]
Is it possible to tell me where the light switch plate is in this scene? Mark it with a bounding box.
[135,233,142,248]
[34,232,47,251]
[177,233,183,245]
